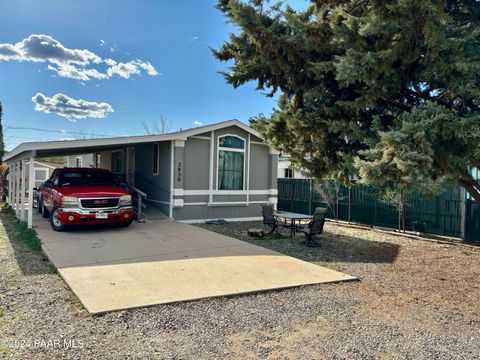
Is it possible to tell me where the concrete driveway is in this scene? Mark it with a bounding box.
[35,215,356,314]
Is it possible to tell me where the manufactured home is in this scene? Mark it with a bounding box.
[3,120,279,227]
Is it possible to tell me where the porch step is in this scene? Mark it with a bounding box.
[142,201,170,222]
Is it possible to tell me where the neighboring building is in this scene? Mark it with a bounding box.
[278,155,309,179]
[67,154,95,168]
[3,159,63,197]
[4,120,279,223]
[27,160,62,189]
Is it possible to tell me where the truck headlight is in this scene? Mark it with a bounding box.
[119,195,132,206]
[61,196,78,206]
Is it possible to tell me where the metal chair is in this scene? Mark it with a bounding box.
[299,207,327,247]
[262,203,278,234]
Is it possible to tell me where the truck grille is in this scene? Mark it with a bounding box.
[80,198,119,209]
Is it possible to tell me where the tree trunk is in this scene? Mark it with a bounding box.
[458,177,480,203]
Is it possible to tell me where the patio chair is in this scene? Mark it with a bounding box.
[262,203,278,234]
[299,207,327,247]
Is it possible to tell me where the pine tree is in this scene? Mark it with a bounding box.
[213,0,480,200]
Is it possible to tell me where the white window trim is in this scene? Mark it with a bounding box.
[153,143,160,176]
[111,150,124,174]
[75,156,83,167]
[216,134,246,191]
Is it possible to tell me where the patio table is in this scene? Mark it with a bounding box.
[273,212,313,238]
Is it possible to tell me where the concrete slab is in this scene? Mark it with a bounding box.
[33,214,356,314]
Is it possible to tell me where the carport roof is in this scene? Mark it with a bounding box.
[3,119,264,162]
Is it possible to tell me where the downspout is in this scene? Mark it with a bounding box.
[208,131,214,205]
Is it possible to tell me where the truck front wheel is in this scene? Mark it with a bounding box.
[50,207,66,231]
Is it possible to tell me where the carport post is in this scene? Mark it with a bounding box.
[10,164,14,208]
[6,166,10,205]
[20,159,26,221]
[10,164,14,207]
[27,156,35,228]
[15,162,21,218]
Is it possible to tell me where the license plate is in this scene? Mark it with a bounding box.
[95,212,108,219]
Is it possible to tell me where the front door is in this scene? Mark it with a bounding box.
[126,146,135,186]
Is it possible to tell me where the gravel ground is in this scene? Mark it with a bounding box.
[1,213,479,360]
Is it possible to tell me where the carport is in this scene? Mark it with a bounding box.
[3,134,172,227]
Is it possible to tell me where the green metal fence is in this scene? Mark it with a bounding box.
[278,179,464,238]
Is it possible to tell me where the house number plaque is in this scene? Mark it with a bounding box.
[177,161,182,182]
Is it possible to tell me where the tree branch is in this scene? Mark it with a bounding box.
[459,176,480,203]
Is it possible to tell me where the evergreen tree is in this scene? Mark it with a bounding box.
[0,101,4,165]
[213,0,480,200]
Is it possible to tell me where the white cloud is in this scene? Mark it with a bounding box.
[32,92,114,121]
[107,60,158,79]
[191,36,199,41]
[48,64,108,81]
[104,58,116,66]
[192,120,203,126]
[0,34,101,66]
[0,34,158,81]
[106,61,140,79]
[135,60,159,76]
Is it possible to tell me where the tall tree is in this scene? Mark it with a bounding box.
[213,0,480,200]
[0,101,4,165]
[142,115,171,135]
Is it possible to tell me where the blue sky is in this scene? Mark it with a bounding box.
[0,0,308,150]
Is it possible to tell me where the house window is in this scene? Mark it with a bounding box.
[284,168,293,178]
[95,153,101,168]
[217,135,245,190]
[153,143,159,175]
[75,156,82,167]
[111,151,124,174]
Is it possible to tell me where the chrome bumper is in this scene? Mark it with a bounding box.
[58,206,134,215]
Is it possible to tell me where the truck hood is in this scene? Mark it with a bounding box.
[56,186,129,198]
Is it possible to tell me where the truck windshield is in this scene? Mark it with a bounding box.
[58,171,118,187]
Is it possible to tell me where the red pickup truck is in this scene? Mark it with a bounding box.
[39,168,134,231]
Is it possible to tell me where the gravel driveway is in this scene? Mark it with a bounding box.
[0,212,479,359]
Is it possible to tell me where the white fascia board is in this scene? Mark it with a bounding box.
[4,133,182,162]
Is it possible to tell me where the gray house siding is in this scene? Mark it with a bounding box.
[173,203,265,221]
[183,137,210,190]
[134,141,171,215]
[171,125,278,222]
[249,143,270,190]
[248,194,269,202]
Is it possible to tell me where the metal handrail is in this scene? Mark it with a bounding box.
[128,184,147,199]
[128,184,147,220]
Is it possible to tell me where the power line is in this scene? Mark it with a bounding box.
[4,126,119,138]
[5,135,46,141]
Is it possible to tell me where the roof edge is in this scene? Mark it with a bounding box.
[3,119,265,162]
